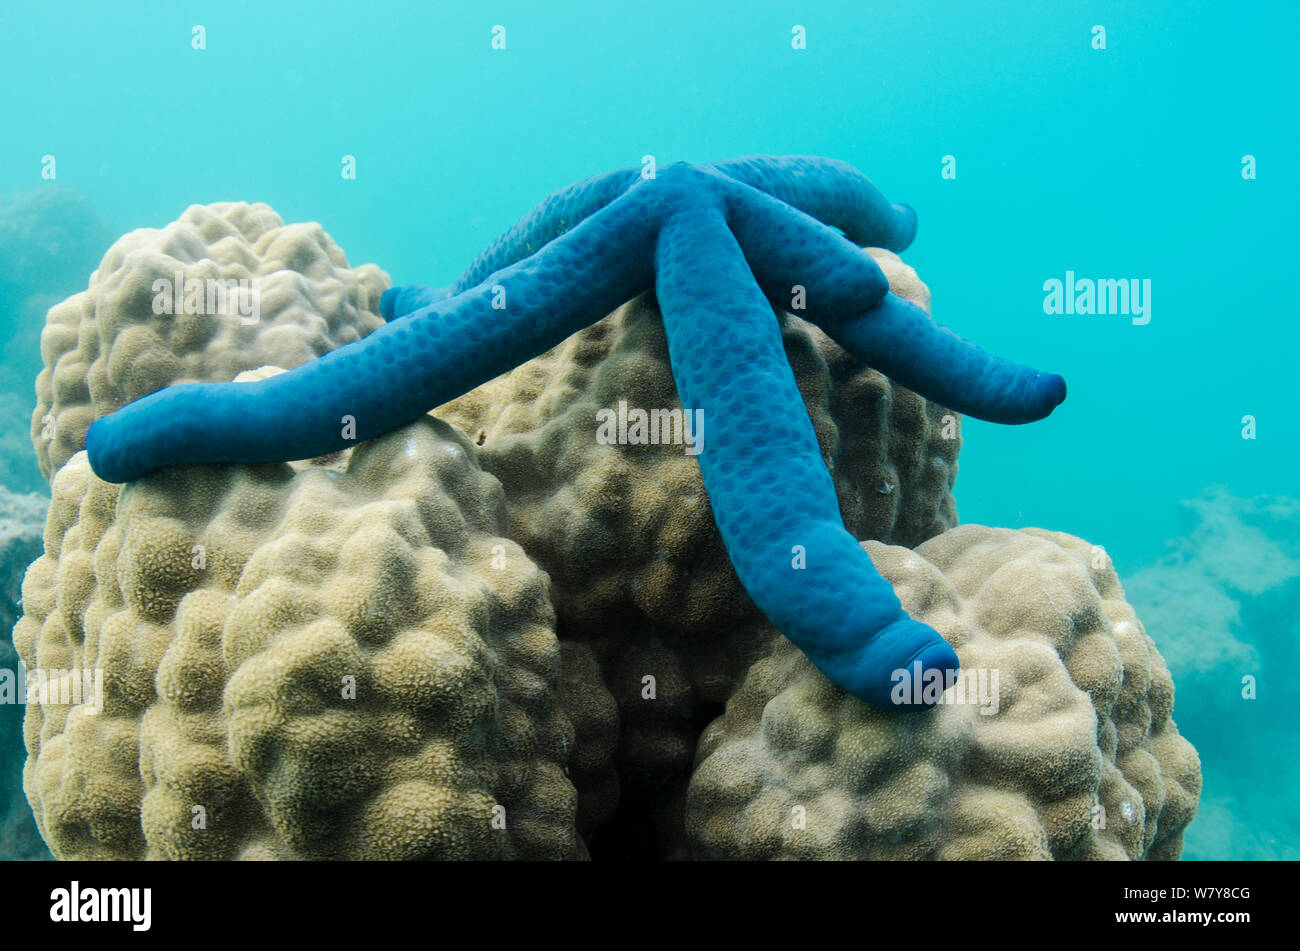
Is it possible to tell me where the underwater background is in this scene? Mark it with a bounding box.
[0,0,1296,859]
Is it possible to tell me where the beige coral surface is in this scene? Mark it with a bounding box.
[687,526,1201,860]
[14,420,579,860]
[31,202,389,480]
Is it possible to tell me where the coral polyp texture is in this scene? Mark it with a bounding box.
[32,201,389,481]
[687,527,1201,860]
[83,157,1066,709]
[14,421,580,860]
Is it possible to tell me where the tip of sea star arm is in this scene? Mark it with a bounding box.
[1041,371,1067,410]
[825,293,1068,424]
[84,415,120,482]
[822,615,960,711]
[890,202,918,252]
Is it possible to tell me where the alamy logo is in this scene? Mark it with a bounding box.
[0,663,103,714]
[595,400,704,456]
[152,271,260,324]
[890,663,1000,714]
[1042,270,1151,325]
[50,881,151,931]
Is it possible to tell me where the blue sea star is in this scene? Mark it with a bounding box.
[85,156,1066,710]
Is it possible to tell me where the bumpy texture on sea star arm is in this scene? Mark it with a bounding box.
[86,193,655,483]
[709,155,918,250]
[728,184,1066,423]
[654,203,958,708]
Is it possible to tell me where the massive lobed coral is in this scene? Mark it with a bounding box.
[14,419,580,860]
[437,248,962,848]
[31,201,389,481]
[687,526,1201,860]
[11,202,1200,860]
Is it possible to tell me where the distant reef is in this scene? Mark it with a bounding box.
[0,185,115,494]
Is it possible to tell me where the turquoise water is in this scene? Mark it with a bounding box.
[1,0,1296,859]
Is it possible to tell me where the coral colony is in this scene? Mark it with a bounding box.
[18,185,1199,860]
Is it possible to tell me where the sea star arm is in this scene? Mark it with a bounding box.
[654,202,957,708]
[727,185,1067,424]
[386,156,916,321]
[446,166,642,295]
[86,193,657,483]
[382,166,641,321]
[710,155,918,251]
